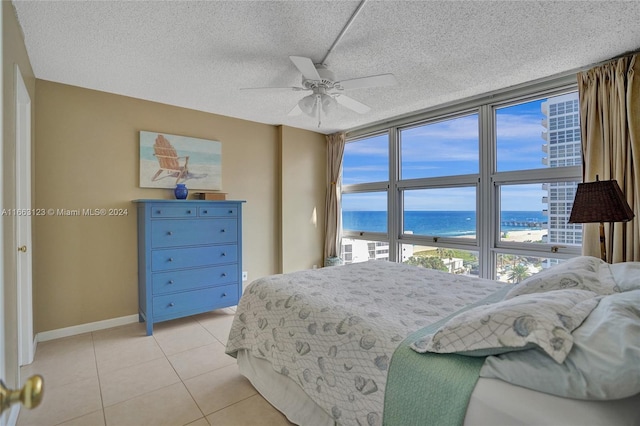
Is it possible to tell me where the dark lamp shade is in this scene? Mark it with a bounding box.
[568,179,635,224]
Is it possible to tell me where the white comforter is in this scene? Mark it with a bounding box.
[225,261,504,426]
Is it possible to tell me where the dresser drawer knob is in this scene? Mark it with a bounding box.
[221,273,227,277]
[228,210,233,214]
[167,231,173,236]
[221,252,226,257]
[156,210,162,215]
[168,258,174,262]
[220,229,226,233]
[168,280,174,284]
[221,293,227,297]
[187,210,192,214]
[168,302,175,307]
[203,210,208,214]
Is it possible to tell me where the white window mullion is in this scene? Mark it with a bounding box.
[478,104,494,279]
[388,128,400,262]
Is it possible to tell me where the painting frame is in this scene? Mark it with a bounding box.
[139,131,222,190]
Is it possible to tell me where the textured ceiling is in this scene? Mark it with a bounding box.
[12,1,640,135]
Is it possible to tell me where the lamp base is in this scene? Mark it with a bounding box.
[599,222,607,263]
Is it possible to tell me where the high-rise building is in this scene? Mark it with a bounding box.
[540,93,583,256]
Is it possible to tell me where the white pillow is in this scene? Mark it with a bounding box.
[504,256,617,300]
[609,262,640,292]
[410,289,599,363]
[480,290,640,400]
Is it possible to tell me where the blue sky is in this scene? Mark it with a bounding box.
[343,97,574,211]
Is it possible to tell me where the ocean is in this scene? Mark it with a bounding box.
[342,211,547,236]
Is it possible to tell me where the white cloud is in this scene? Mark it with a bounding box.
[496,113,544,140]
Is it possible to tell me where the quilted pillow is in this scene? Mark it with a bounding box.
[504,256,617,300]
[480,290,640,400]
[410,289,599,363]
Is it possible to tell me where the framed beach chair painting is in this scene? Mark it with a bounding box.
[139,131,222,190]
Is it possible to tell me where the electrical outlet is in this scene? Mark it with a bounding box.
[242,271,248,281]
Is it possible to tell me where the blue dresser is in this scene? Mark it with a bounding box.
[134,200,245,335]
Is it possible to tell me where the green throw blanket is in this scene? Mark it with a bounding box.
[383,286,510,426]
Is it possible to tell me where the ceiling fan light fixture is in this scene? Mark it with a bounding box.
[298,94,318,116]
[320,93,337,115]
[298,93,337,117]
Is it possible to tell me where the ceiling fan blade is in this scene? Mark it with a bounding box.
[240,86,306,92]
[335,94,371,114]
[338,73,398,90]
[288,104,303,116]
[289,56,321,81]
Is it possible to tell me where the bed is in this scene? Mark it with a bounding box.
[225,257,640,425]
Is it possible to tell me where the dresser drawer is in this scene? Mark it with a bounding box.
[153,284,239,319]
[199,206,238,217]
[150,206,198,218]
[151,218,237,248]
[152,265,238,295]
[151,244,238,271]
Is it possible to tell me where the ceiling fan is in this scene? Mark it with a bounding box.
[242,56,397,127]
[240,1,397,127]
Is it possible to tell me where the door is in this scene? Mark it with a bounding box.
[15,65,34,366]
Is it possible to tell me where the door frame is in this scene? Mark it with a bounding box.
[1,3,6,424]
[15,64,34,367]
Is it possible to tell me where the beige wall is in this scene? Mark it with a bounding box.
[3,0,36,387]
[280,126,326,272]
[34,80,325,333]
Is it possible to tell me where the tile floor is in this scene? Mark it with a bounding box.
[17,308,294,426]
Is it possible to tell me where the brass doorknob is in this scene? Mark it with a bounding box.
[18,245,27,253]
[0,375,44,415]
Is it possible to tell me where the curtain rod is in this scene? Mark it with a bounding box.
[578,48,640,73]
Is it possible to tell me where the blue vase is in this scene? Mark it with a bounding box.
[174,183,188,199]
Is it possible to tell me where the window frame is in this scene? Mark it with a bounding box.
[342,130,393,259]
[343,75,582,279]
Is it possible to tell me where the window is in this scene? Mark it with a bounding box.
[341,132,390,264]
[342,134,388,185]
[403,187,477,239]
[341,238,390,263]
[342,79,582,280]
[402,245,479,275]
[495,254,566,283]
[342,192,387,233]
[400,114,479,179]
[494,92,582,274]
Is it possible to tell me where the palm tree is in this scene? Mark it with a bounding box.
[508,264,529,283]
[436,248,455,273]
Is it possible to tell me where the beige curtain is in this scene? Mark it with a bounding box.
[324,132,346,263]
[577,54,640,262]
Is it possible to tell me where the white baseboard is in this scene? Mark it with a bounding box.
[35,314,139,343]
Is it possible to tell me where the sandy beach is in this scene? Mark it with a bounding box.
[501,229,547,243]
[411,229,547,253]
